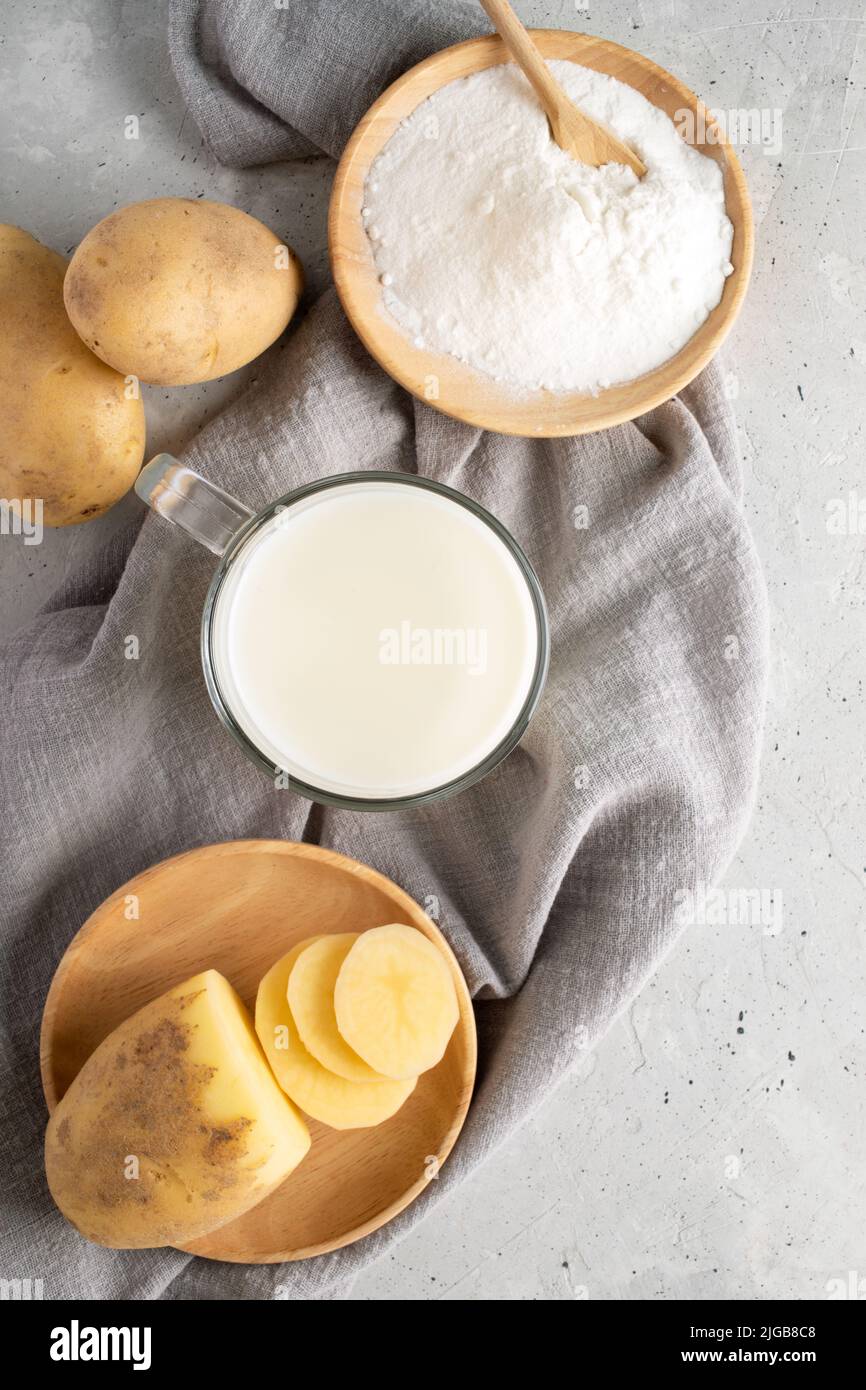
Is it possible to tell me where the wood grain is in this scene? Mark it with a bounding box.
[329,30,754,438]
[40,840,477,1264]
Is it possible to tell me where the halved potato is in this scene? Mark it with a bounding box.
[44,970,311,1249]
[256,940,416,1130]
[287,934,385,1083]
[334,924,459,1080]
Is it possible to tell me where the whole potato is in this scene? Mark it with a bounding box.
[64,198,304,385]
[0,225,146,526]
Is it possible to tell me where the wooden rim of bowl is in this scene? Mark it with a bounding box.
[329,30,754,437]
[40,839,477,1263]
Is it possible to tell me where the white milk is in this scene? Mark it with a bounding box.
[210,479,540,799]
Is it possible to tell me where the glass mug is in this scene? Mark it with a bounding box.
[136,459,550,811]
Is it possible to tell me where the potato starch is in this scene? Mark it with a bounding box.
[363,61,734,394]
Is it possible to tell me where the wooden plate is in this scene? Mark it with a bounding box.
[40,840,477,1264]
[330,30,754,437]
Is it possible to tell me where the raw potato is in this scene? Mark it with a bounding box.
[64,198,303,385]
[256,939,416,1129]
[0,225,145,526]
[287,934,386,1083]
[44,970,311,1250]
[335,924,459,1080]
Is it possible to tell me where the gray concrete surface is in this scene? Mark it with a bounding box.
[1,1,863,1300]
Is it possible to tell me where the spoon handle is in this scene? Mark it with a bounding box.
[479,0,573,130]
[478,0,646,177]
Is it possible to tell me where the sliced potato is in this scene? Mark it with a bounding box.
[334,924,459,1080]
[287,934,385,1083]
[256,940,416,1130]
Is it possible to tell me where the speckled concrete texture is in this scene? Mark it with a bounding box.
[1,0,863,1300]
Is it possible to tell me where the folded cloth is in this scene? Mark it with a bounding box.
[0,0,768,1300]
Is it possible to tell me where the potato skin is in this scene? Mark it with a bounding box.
[44,971,311,1250]
[0,225,145,526]
[63,198,304,385]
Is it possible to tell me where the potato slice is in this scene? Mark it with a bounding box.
[287,934,385,1083]
[334,924,459,1080]
[44,970,311,1249]
[256,940,416,1129]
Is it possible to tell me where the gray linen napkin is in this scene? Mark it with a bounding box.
[0,0,768,1300]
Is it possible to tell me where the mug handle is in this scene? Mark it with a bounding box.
[135,454,254,557]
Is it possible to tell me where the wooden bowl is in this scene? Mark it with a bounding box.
[330,30,753,437]
[40,840,477,1264]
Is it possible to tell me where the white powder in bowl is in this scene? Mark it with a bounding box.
[363,61,734,394]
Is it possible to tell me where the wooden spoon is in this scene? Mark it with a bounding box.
[479,0,646,178]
